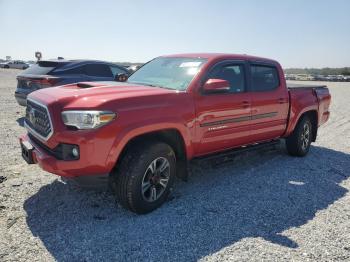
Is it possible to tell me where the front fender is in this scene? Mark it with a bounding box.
[104,120,194,172]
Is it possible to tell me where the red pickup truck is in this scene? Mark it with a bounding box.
[20,53,331,213]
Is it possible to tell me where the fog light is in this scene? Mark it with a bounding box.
[72,147,79,158]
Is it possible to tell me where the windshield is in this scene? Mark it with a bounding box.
[127,57,207,91]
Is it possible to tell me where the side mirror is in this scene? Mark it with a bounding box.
[115,73,128,82]
[203,79,230,93]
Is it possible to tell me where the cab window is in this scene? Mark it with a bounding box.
[207,64,246,93]
[251,65,279,91]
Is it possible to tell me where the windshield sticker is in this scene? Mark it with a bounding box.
[179,62,202,67]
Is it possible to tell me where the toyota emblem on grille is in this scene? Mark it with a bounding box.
[29,108,36,124]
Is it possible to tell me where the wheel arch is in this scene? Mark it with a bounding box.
[118,129,188,162]
[302,110,318,142]
[108,127,191,180]
[292,110,318,142]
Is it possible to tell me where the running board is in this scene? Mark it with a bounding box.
[193,140,281,167]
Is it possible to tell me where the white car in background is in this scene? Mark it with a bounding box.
[0,60,30,69]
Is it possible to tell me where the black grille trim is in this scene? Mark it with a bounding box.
[28,133,62,160]
[28,133,79,161]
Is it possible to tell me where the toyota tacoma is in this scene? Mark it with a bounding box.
[20,53,331,214]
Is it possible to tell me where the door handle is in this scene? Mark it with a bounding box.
[242,101,250,108]
[277,98,286,104]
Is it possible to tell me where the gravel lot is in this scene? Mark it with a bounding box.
[0,68,349,261]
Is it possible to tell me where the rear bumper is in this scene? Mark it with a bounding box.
[19,133,112,180]
[15,87,35,106]
[15,91,28,106]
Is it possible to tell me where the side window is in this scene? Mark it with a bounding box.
[251,65,279,91]
[84,64,113,77]
[57,66,84,75]
[110,65,126,77]
[208,64,245,93]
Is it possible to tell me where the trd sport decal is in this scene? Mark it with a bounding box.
[201,112,278,128]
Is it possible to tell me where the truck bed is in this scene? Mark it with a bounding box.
[287,83,327,90]
[287,83,331,132]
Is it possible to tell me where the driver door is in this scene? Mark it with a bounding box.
[195,61,252,156]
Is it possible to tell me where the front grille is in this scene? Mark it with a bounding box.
[25,99,52,139]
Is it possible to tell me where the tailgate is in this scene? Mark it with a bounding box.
[314,87,331,125]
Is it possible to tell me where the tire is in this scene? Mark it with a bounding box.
[4,65,9,69]
[286,116,313,157]
[110,142,176,214]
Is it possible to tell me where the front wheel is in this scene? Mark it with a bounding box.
[110,142,176,214]
[286,116,313,157]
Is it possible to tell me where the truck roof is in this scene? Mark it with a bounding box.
[162,53,278,63]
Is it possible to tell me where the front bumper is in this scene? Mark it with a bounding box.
[19,133,113,179]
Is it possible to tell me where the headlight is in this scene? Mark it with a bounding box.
[61,111,116,129]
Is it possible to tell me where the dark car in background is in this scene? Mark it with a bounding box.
[15,60,129,106]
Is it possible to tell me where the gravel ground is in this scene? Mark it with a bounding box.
[0,68,349,261]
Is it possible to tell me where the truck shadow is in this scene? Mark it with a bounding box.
[23,145,349,261]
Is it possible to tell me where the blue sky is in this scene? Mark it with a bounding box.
[0,0,349,67]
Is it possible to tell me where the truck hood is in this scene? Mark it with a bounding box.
[29,81,179,109]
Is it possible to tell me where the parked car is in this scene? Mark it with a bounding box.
[314,75,328,81]
[294,74,315,81]
[0,60,29,69]
[15,60,130,106]
[285,74,296,80]
[336,75,347,82]
[20,53,331,214]
[326,75,338,81]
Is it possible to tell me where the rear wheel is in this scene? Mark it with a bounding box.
[110,142,176,214]
[286,116,313,157]
[4,65,9,69]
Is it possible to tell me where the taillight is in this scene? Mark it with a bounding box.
[40,77,60,88]
[17,76,59,89]
[30,77,59,88]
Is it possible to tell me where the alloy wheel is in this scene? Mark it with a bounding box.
[141,157,170,202]
[300,122,311,151]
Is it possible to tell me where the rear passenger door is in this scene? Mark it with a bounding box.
[248,63,289,142]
